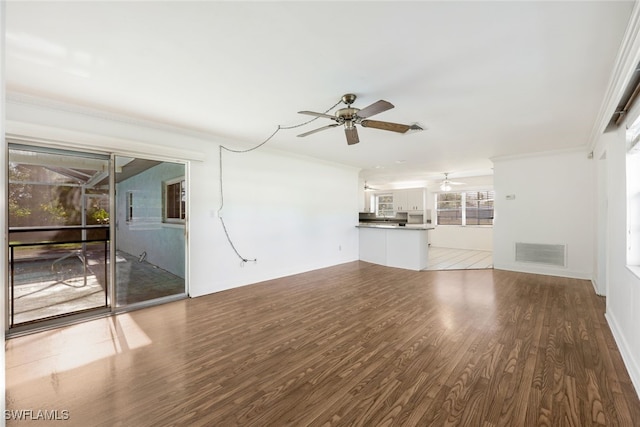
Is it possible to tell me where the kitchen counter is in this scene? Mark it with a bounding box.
[358,224,431,271]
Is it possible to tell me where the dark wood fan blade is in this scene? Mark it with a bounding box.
[297,123,339,137]
[345,127,359,145]
[356,100,394,119]
[360,119,412,133]
[298,110,336,120]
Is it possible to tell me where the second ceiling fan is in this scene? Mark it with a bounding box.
[439,173,466,191]
[297,93,421,145]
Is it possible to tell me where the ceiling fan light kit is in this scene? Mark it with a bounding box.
[439,173,465,192]
[297,93,422,145]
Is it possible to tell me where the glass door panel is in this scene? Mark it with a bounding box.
[8,145,111,327]
[114,156,186,307]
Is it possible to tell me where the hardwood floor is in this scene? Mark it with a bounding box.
[426,247,493,270]
[6,261,640,426]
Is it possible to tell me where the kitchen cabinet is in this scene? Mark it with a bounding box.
[393,188,425,212]
[393,190,408,212]
[358,225,430,271]
[406,188,425,212]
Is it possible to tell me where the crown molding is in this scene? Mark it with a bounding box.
[6,120,206,162]
[6,91,227,143]
[588,1,640,150]
[491,146,589,164]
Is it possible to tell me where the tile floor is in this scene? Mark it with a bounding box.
[115,251,185,306]
[426,246,493,270]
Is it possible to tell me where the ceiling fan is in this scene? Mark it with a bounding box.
[364,181,379,191]
[297,93,422,145]
[439,173,465,191]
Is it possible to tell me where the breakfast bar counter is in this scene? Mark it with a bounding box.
[357,224,433,271]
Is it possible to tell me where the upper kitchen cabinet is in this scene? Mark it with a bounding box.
[406,188,425,212]
[393,190,408,212]
[393,188,425,213]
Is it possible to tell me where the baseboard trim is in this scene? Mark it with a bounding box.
[493,263,591,280]
[591,278,606,296]
[605,311,640,401]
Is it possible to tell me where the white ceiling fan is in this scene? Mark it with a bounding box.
[439,173,465,191]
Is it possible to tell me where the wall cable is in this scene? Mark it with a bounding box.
[218,97,342,264]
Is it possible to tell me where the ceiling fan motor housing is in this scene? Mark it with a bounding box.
[336,107,360,124]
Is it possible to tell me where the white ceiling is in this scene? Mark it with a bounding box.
[4,1,634,187]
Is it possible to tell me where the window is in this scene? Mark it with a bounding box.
[436,191,494,226]
[627,122,640,268]
[465,191,494,225]
[126,191,134,222]
[164,178,186,223]
[375,194,394,217]
[436,192,462,225]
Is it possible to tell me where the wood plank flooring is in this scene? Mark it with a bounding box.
[427,246,493,270]
[6,261,640,426]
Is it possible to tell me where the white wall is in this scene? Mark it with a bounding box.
[4,96,360,304]
[593,122,640,397]
[594,141,612,296]
[493,149,595,279]
[201,147,360,295]
[429,226,493,251]
[585,0,640,398]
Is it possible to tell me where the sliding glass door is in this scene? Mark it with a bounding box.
[7,146,188,332]
[113,156,186,308]
[8,145,111,328]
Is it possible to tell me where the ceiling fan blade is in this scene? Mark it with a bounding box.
[297,123,340,137]
[364,182,379,191]
[356,100,394,119]
[360,119,412,133]
[298,110,336,120]
[345,126,359,145]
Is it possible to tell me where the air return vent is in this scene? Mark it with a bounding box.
[515,243,566,267]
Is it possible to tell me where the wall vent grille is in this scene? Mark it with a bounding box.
[515,243,566,267]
